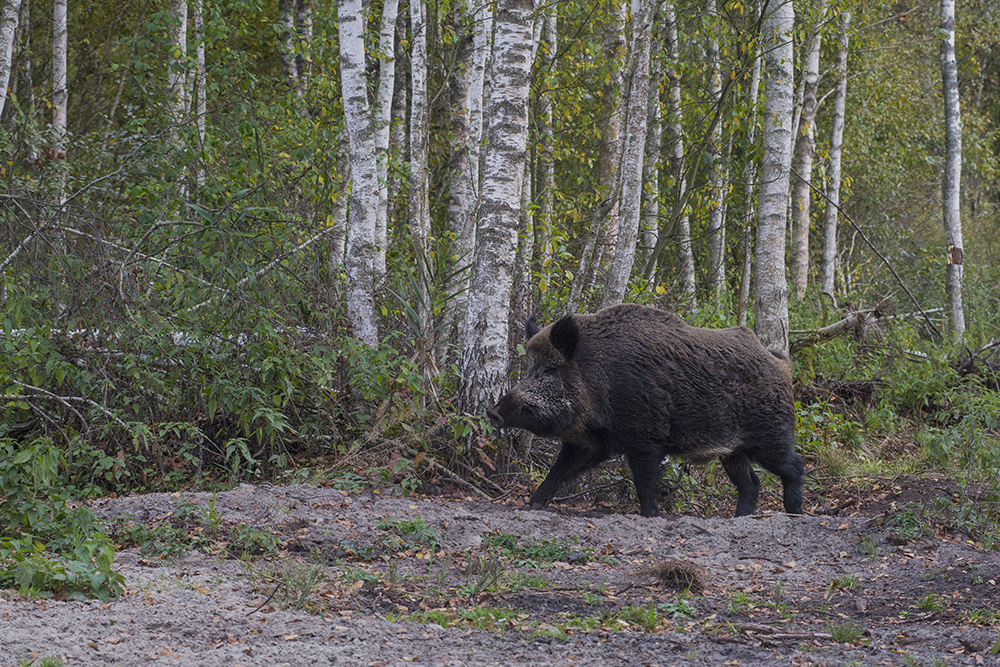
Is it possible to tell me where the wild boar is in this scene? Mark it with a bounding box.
[488,304,804,518]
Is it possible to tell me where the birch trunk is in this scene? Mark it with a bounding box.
[375,0,400,284]
[168,0,188,122]
[459,0,534,415]
[940,0,965,341]
[295,0,312,100]
[193,0,206,187]
[0,0,22,119]
[820,9,849,297]
[602,0,652,308]
[595,1,626,276]
[754,0,794,356]
[664,1,695,309]
[790,0,827,298]
[536,5,557,276]
[466,0,495,232]
[409,0,430,323]
[52,0,67,209]
[337,0,379,346]
[278,0,298,87]
[639,22,661,281]
[706,0,727,308]
[737,12,762,327]
[567,1,625,310]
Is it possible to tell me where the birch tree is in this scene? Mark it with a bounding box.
[754,0,795,356]
[459,0,534,415]
[737,5,762,327]
[639,18,661,278]
[789,0,827,298]
[278,0,298,87]
[409,0,430,322]
[566,3,625,311]
[168,0,188,123]
[0,0,23,119]
[193,0,206,187]
[664,1,696,308]
[602,0,653,308]
[706,0,727,308]
[295,0,312,100]
[52,0,67,208]
[374,0,399,283]
[939,0,965,341]
[536,4,557,275]
[337,0,380,346]
[820,9,849,297]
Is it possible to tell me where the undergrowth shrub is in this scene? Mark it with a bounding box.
[0,437,124,601]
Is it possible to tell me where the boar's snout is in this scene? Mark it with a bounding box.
[488,390,522,430]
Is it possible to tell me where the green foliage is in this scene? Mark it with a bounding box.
[375,516,441,552]
[0,438,124,601]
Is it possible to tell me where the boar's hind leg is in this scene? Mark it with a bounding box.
[625,450,662,518]
[529,442,605,511]
[755,448,805,515]
[721,452,760,517]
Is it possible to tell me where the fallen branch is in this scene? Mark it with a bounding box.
[790,310,871,353]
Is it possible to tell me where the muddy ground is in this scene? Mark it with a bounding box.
[2,479,999,666]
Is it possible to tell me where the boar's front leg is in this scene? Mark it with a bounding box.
[529,442,605,511]
[721,452,761,517]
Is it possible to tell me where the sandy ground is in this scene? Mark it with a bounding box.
[2,483,998,666]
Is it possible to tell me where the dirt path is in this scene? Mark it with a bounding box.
[2,484,997,666]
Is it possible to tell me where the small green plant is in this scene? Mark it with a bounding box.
[482,531,593,566]
[340,566,383,586]
[916,593,945,612]
[856,535,879,558]
[885,505,933,541]
[252,560,328,612]
[726,590,754,616]
[964,608,1000,625]
[375,516,440,551]
[617,602,660,632]
[16,654,64,667]
[229,523,282,557]
[658,595,697,619]
[828,620,866,643]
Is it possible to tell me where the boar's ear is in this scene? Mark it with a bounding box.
[525,315,540,340]
[549,315,579,362]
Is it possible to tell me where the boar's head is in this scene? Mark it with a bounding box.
[488,314,584,438]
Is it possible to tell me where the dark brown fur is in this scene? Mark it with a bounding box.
[488,304,804,517]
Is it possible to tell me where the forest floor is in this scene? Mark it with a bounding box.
[1,474,999,666]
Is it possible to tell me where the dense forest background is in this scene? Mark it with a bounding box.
[2,0,1000,599]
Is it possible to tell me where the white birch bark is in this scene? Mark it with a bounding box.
[375,0,399,283]
[706,0,727,308]
[409,0,431,326]
[193,0,206,187]
[52,0,67,213]
[168,0,188,122]
[940,0,965,341]
[330,127,350,268]
[737,13,762,327]
[0,0,23,119]
[595,1,626,275]
[664,1,695,309]
[460,0,534,415]
[466,0,495,229]
[639,22,661,279]
[278,0,298,87]
[567,2,625,309]
[790,0,827,298]
[754,0,794,356]
[536,5,557,276]
[338,0,379,346]
[295,0,313,100]
[602,0,653,308]
[820,9,849,297]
